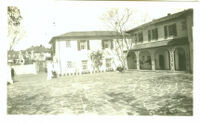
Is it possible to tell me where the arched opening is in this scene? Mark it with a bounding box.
[175,48,186,71]
[139,50,151,70]
[155,48,170,70]
[127,51,137,69]
[159,55,165,70]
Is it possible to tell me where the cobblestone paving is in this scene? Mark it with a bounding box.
[7,71,193,115]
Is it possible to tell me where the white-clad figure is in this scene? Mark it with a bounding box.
[7,65,13,84]
[47,61,53,80]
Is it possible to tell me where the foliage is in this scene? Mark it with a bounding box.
[116,66,124,72]
[8,6,25,50]
[90,50,103,71]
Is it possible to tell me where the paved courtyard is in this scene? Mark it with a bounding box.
[7,71,193,115]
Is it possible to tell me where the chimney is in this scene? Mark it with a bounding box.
[167,13,171,16]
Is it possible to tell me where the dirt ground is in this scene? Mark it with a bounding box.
[7,71,193,115]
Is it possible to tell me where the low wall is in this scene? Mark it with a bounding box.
[13,64,37,75]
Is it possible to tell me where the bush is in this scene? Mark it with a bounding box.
[116,66,124,72]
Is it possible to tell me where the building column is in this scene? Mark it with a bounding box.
[183,46,190,72]
[149,50,156,71]
[135,51,140,70]
[186,14,193,73]
[168,47,176,71]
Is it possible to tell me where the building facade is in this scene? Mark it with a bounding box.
[50,31,127,75]
[49,9,193,75]
[126,9,193,73]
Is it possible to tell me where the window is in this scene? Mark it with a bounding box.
[80,41,87,50]
[148,30,151,41]
[106,58,112,68]
[164,26,168,39]
[138,32,143,43]
[82,60,87,70]
[67,61,73,68]
[102,40,113,49]
[168,24,177,36]
[134,33,138,43]
[181,20,187,30]
[164,23,177,38]
[148,28,158,41]
[78,40,90,50]
[66,41,70,48]
[152,28,158,40]
[104,41,110,48]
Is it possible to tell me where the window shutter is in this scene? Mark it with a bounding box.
[77,40,80,51]
[148,30,151,41]
[155,28,158,40]
[111,40,113,49]
[87,40,90,50]
[139,32,143,42]
[141,32,143,42]
[135,33,137,44]
[102,40,104,49]
[173,24,177,36]
[164,26,168,38]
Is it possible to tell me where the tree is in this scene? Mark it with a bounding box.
[90,50,103,72]
[8,6,25,50]
[100,8,134,69]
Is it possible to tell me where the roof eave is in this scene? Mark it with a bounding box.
[126,9,193,33]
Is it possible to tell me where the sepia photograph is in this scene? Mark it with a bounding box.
[5,1,195,117]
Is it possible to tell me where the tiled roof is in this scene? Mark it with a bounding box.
[57,31,122,37]
[128,37,188,51]
[49,31,130,43]
[126,9,193,33]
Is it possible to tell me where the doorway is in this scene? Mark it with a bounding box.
[159,55,164,70]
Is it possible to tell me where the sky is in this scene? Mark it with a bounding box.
[10,1,190,51]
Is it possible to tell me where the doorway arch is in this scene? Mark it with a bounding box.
[139,50,151,70]
[127,51,137,69]
[175,48,186,71]
[155,48,170,70]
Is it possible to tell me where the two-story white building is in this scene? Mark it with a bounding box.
[49,31,128,75]
[126,9,193,73]
[49,9,193,75]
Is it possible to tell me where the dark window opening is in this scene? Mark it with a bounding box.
[138,32,143,43]
[168,24,177,36]
[148,30,151,41]
[152,28,158,40]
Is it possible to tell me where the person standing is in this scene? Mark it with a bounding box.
[11,67,15,82]
[7,65,13,84]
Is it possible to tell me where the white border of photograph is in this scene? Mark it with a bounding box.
[1,0,200,123]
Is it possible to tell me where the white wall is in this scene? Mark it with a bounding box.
[55,39,122,75]
[12,64,37,75]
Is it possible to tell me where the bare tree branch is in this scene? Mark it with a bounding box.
[100,8,134,68]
